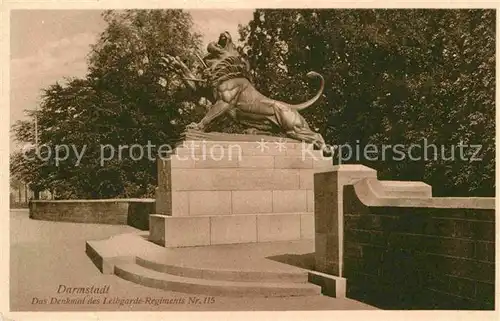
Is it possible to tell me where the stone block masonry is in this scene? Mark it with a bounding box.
[314,166,495,310]
[151,140,333,247]
[149,212,312,247]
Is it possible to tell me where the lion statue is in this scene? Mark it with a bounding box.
[162,31,327,149]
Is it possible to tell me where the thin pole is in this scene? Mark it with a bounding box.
[34,107,38,148]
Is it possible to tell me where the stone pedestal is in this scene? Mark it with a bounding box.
[149,140,333,247]
[313,165,377,277]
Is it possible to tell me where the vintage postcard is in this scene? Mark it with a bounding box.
[2,1,498,320]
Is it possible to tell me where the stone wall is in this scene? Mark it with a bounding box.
[155,141,332,217]
[314,166,495,310]
[29,199,155,230]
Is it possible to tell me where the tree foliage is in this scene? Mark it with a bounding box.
[11,9,495,198]
[11,10,203,198]
[239,9,495,196]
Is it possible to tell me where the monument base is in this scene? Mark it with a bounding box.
[149,212,313,247]
[150,138,333,247]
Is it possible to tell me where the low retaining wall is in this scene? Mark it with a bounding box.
[314,165,495,310]
[29,199,155,230]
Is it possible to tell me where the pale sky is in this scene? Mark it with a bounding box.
[10,9,254,150]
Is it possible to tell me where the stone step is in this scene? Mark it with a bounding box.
[135,257,309,283]
[114,263,321,297]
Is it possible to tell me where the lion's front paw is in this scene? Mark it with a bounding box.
[186,122,202,131]
[243,128,259,135]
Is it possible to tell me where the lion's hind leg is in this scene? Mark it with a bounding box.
[286,126,326,151]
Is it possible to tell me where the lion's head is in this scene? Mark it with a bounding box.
[204,31,250,83]
[206,31,235,55]
[217,31,232,48]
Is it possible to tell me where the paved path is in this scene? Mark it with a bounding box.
[10,210,376,311]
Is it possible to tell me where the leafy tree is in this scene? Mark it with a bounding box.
[239,9,495,196]
[11,10,203,198]
[11,9,495,198]
[10,175,23,202]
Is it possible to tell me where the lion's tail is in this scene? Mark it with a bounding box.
[288,71,325,111]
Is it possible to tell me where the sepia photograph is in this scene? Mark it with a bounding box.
[6,5,496,315]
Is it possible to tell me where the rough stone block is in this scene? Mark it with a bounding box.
[175,142,244,157]
[241,144,288,156]
[274,156,313,169]
[314,173,339,235]
[171,191,189,216]
[299,169,315,189]
[194,157,239,168]
[171,169,300,191]
[170,169,211,191]
[232,191,273,214]
[180,140,279,153]
[238,156,274,168]
[272,190,307,213]
[170,155,195,168]
[257,213,301,242]
[285,148,306,156]
[164,216,210,247]
[285,143,301,150]
[156,159,172,214]
[210,215,257,245]
[188,191,231,216]
[315,257,340,276]
[301,213,315,239]
[315,232,340,275]
[285,146,323,158]
[173,148,198,157]
[313,158,334,169]
[300,167,335,190]
[306,189,314,212]
[149,214,166,246]
[175,144,242,159]
[157,158,172,175]
[155,190,171,215]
